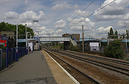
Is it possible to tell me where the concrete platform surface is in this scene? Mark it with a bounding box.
[0,51,57,84]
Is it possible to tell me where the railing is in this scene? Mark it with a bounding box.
[0,47,28,70]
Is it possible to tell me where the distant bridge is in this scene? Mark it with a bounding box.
[39,36,71,42]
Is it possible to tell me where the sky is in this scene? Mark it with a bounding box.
[0,0,129,38]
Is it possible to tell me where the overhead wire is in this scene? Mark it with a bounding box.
[86,0,117,18]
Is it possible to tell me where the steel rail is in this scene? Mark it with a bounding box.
[45,50,100,84]
[65,50,129,66]
[50,50,129,76]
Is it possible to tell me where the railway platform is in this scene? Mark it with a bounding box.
[0,51,76,84]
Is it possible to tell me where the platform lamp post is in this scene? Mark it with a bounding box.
[32,20,39,41]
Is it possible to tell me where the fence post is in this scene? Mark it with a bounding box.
[0,49,2,70]
[11,48,13,64]
[15,48,18,61]
[6,48,8,67]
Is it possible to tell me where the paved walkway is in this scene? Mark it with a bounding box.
[0,51,57,84]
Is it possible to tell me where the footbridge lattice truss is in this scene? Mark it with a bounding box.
[39,36,71,42]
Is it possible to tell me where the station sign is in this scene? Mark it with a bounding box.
[90,42,99,47]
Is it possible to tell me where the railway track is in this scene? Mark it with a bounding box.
[45,48,129,76]
[45,50,100,84]
[54,50,129,77]
[44,48,129,84]
[65,50,129,66]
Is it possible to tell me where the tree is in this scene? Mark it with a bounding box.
[115,31,118,39]
[108,28,118,39]
[0,22,34,39]
[126,30,129,39]
[109,28,114,35]
[108,27,114,39]
[104,40,125,59]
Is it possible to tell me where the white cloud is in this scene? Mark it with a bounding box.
[117,20,129,27]
[5,11,19,19]
[124,13,129,20]
[69,17,95,30]
[0,0,23,15]
[97,26,112,33]
[19,11,45,22]
[55,19,66,28]
[56,29,63,34]
[39,28,55,36]
[74,9,90,17]
[0,0,129,38]
[4,10,47,34]
[94,0,129,21]
[52,2,72,10]
[38,26,46,30]
[90,26,113,38]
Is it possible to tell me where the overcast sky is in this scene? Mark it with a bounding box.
[0,0,129,38]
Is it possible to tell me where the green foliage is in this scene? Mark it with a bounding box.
[0,22,34,39]
[104,40,125,59]
[126,30,129,39]
[0,22,16,32]
[109,28,114,35]
[69,43,80,51]
[108,27,118,39]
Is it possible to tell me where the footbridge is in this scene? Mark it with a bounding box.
[18,36,77,47]
[39,36,71,42]
[39,36,77,47]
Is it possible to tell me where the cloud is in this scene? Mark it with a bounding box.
[117,13,129,29]
[24,0,47,12]
[69,17,95,31]
[19,11,45,22]
[117,20,129,28]
[0,0,23,17]
[56,29,63,34]
[90,26,113,38]
[52,2,72,10]
[40,28,55,36]
[3,10,47,34]
[94,0,129,21]
[38,26,46,30]
[124,13,129,20]
[55,19,66,28]
[97,26,112,33]
[24,0,28,4]
[74,9,90,17]
[0,0,129,38]
[5,11,19,19]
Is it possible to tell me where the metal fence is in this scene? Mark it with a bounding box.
[0,47,28,70]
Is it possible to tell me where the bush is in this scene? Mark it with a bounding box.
[69,43,81,51]
[104,40,125,59]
